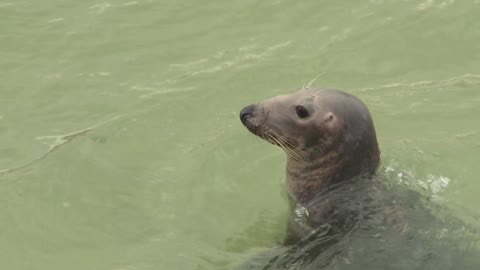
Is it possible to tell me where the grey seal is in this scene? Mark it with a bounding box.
[240,88,380,203]
[237,88,477,270]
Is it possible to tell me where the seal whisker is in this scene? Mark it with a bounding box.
[279,139,300,160]
[265,132,295,159]
[272,132,299,155]
[276,137,300,159]
[279,141,298,160]
[280,136,303,154]
[306,71,327,89]
[259,132,269,143]
[268,131,302,161]
[272,131,304,160]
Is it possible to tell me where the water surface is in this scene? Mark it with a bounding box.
[1,1,480,269]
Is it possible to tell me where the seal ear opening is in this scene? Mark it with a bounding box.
[324,113,334,122]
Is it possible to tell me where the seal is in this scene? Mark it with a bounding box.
[240,88,380,202]
[237,88,478,270]
[240,88,380,243]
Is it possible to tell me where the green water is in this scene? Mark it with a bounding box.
[1,0,480,269]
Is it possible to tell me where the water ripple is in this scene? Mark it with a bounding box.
[356,73,480,91]
[0,116,122,177]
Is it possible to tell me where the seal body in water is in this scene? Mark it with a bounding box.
[240,88,381,244]
[238,88,478,269]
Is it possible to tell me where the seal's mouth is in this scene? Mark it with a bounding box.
[243,119,265,139]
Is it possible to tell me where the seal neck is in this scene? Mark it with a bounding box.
[286,148,346,204]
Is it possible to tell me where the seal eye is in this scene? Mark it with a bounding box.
[295,106,310,119]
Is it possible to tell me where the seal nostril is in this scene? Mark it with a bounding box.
[240,113,249,124]
[240,104,256,124]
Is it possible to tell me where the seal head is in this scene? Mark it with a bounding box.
[240,88,380,204]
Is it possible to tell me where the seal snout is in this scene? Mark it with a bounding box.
[240,104,256,125]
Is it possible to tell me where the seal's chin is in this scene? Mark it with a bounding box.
[242,121,273,144]
[242,119,260,136]
[258,128,283,147]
